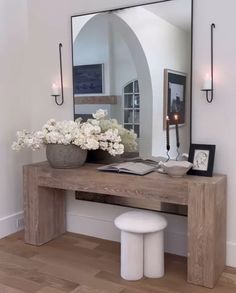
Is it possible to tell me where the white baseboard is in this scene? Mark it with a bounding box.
[226,242,236,267]
[0,211,24,239]
[67,212,122,242]
[66,212,188,257]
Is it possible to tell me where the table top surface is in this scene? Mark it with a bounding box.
[25,161,225,183]
[23,162,226,206]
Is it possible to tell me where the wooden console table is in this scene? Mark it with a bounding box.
[23,162,226,288]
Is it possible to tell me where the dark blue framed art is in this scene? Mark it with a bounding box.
[73,64,104,94]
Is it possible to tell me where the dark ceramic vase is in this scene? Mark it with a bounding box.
[86,150,139,164]
[86,149,122,164]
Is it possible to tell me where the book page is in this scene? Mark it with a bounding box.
[97,162,156,175]
[118,162,155,173]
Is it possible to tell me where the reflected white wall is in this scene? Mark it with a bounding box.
[73,14,111,96]
[73,14,138,125]
[116,7,191,158]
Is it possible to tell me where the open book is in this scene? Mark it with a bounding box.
[97,162,156,176]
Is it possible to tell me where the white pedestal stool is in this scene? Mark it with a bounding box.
[115,211,168,280]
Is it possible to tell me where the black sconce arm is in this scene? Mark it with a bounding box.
[51,43,64,106]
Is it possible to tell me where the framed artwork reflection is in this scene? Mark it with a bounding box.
[73,64,104,94]
[163,69,187,127]
[188,144,216,177]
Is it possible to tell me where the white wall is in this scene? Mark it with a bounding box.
[192,0,236,267]
[73,14,111,95]
[0,0,32,237]
[110,21,138,123]
[73,13,138,121]
[114,7,190,158]
[73,14,112,116]
[1,0,236,267]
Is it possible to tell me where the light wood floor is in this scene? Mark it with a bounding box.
[0,232,235,293]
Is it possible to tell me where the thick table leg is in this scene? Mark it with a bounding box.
[23,166,66,245]
[187,179,226,288]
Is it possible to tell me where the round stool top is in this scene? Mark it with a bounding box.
[114,211,168,234]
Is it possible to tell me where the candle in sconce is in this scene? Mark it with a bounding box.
[203,73,212,90]
[51,83,60,96]
[174,114,180,148]
[166,116,170,151]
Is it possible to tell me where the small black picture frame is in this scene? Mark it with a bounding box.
[188,144,216,177]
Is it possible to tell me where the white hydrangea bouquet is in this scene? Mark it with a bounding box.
[12,109,137,157]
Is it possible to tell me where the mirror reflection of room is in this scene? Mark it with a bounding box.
[72,0,192,159]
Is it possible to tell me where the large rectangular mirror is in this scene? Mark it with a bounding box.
[71,0,193,159]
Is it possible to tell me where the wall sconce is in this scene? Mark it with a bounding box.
[201,23,215,103]
[51,43,64,106]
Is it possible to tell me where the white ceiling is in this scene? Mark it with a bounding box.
[144,0,192,32]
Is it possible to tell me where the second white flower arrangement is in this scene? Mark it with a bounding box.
[12,109,137,156]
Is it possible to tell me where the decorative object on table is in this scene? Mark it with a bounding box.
[159,160,193,178]
[174,114,180,160]
[163,69,187,127]
[98,162,156,176]
[165,114,181,162]
[51,43,64,106]
[73,64,104,94]
[179,153,189,161]
[12,109,136,168]
[201,23,215,103]
[188,144,216,177]
[46,144,87,169]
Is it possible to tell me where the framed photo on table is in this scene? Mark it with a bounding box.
[163,69,187,127]
[188,144,216,177]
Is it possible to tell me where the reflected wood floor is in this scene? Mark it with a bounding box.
[0,232,235,293]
